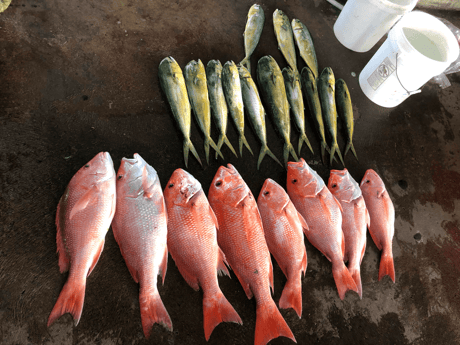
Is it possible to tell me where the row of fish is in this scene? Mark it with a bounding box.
[48,152,395,345]
[159,5,358,170]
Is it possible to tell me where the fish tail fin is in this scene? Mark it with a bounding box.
[344,141,358,161]
[239,134,254,157]
[298,132,314,155]
[279,274,302,318]
[139,287,173,338]
[184,138,202,168]
[255,299,296,345]
[207,136,224,163]
[203,289,242,341]
[379,248,395,283]
[215,134,225,160]
[240,57,250,74]
[320,141,328,165]
[332,260,358,300]
[283,142,299,166]
[47,279,85,327]
[224,135,238,158]
[348,266,363,299]
[258,145,282,170]
[330,142,345,167]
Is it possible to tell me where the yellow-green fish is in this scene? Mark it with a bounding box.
[184,59,224,164]
[273,10,298,79]
[318,67,345,167]
[238,65,282,169]
[257,56,298,165]
[336,79,358,161]
[206,60,238,159]
[1,0,12,12]
[158,57,202,168]
[222,61,253,157]
[240,4,265,74]
[292,19,318,79]
[282,67,314,156]
[301,67,331,165]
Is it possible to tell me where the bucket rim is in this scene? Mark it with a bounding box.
[368,0,418,15]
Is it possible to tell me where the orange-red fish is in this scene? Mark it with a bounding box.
[209,165,296,345]
[328,169,369,298]
[48,152,116,327]
[163,169,242,341]
[257,179,308,318]
[287,158,358,300]
[111,154,172,338]
[360,169,395,282]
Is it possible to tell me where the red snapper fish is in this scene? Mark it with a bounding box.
[257,178,308,318]
[208,164,296,345]
[328,169,369,298]
[287,158,358,300]
[360,169,395,282]
[48,152,116,327]
[163,168,242,341]
[111,154,172,338]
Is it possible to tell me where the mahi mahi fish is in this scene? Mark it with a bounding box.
[335,79,358,161]
[273,9,298,80]
[292,19,318,79]
[240,4,265,74]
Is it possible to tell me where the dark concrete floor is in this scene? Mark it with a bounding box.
[1,0,460,344]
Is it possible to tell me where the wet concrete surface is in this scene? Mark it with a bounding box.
[1,0,460,344]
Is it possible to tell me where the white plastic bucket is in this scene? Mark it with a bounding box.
[334,0,418,53]
[359,11,460,108]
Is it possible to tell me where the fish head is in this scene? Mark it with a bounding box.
[237,65,251,80]
[116,154,158,198]
[319,67,335,89]
[222,61,239,82]
[360,169,385,193]
[258,178,289,212]
[209,164,250,207]
[287,158,325,198]
[164,168,202,207]
[73,152,115,188]
[291,18,302,31]
[159,57,181,78]
[273,9,288,27]
[248,4,262,17]
[206,60,222,82]
[328,169,362,202]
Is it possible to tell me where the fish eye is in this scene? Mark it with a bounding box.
[264,191,269,195]
[292,179,297,184]
[215,180,222,187]
[85,164,90,168]
[366,180,370,183]
[118,175,123,180]
[332,184,337,188]
[168,183,174,188]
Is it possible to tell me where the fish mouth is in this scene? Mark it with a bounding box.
[360,169,377,186]
[330,169,347,176]
[287,158,306,170]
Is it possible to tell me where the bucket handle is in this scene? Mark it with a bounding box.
[395,53,422,96]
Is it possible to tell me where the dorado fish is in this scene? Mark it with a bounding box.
[292,19,318,79]
[222,61,254,156]
[273,10,298,79]
[328,169,369,298]
[1,0,12,12]
[318,67,345,166]
[257,179,308,318]
[48,152,116,327]
[283,67,314,156]
[335,79,358,161]
[206,60,238,159]
[240,4,265,74]
[287,158,358,300]
[257,56,298,165]
[111,154,172,337]
[209,164,296,345]
[164,169,242,340]
[238,65,282,169]
[184,60,224,164]
[158,57,202,168]
[360,169,395,282]
[300,67,331,165]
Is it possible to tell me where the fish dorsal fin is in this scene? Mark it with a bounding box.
[69,186,98,220]
[208,205,219,230]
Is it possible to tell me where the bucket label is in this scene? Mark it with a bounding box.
[367,57,396,91]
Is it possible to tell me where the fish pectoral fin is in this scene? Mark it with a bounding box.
[332,194,344,214]
[296,210,309,232]
[87,239,105,278]
[160,245,168,285]
[69,187,98,220]
[365,208,371,228]
[377,189,386,198]
[269,260,274,295]
[208,205,219,231]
